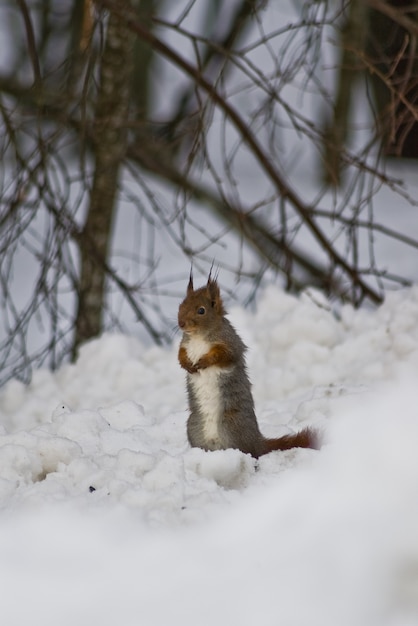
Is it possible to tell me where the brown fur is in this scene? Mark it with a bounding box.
[259,427,320,457]
[179,343,235,373]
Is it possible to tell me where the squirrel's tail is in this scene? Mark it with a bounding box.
[259,427,320,457]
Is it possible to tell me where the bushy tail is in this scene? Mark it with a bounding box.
[259,427,320,457]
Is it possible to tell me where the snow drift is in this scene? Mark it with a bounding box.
[1,285,418,625]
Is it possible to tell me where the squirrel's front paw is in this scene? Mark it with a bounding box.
[185,362,200,374]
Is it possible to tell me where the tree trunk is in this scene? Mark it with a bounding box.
[72,0,135,358]
[321,0,369,186]
[366,0,418,158]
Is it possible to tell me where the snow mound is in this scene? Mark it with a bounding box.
[1,285,418,624]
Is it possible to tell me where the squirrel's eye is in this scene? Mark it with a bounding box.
[197,306,206,315]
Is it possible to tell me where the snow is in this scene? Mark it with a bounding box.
[2,285,418,625]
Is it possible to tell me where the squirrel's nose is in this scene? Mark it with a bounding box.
[179,319,185,329]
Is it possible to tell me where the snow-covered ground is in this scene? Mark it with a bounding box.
[1,284,418,625]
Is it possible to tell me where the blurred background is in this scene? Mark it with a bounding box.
[1,0,417,383]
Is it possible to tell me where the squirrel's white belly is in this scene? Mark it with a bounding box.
[186,336,223,444]
[189,367,223,442]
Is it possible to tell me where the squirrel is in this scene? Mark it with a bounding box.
[178,273,319,458]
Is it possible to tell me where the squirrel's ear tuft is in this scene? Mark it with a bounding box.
[207,261,218,285]
[187,268,194,294]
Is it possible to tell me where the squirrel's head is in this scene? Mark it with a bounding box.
[178,272,226,335]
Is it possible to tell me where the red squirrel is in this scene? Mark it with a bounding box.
[178,274,319,458]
